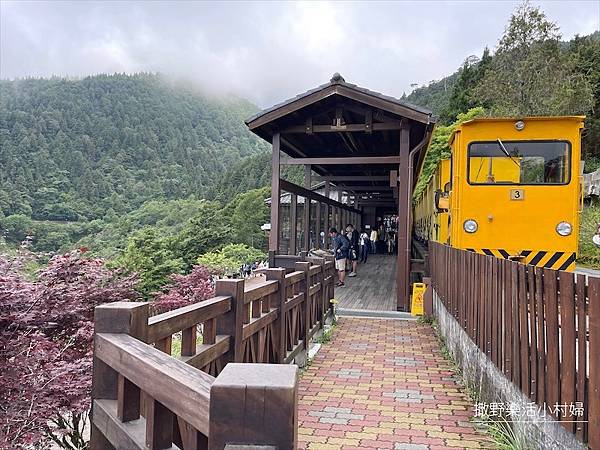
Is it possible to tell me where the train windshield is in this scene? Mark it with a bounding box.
[467,140,570,185]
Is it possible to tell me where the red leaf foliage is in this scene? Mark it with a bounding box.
[152,265,214,315]
[0,250,139,447]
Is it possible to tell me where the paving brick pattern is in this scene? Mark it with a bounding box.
[298,317,494,449]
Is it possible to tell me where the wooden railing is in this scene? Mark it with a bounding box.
[90,256,336,450]
[430,242,600,448]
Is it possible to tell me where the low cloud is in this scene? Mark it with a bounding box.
[1,1,598,107]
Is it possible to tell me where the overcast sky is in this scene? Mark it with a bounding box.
[1,1,598,107]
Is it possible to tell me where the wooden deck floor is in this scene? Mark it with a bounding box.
[335,254,397,311]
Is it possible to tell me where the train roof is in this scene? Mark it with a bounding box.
[448,115,585,145]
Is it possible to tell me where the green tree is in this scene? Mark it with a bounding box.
[474,1,593,116]
[175,200,232,270]
[117,227,184,298]
[569,33,600,163]
[226,187,270,251]
[0,214,33,243]
[444,49,492,122]
[198,243,265,276]
[413,108,486,202]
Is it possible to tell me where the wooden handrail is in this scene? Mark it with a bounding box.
[91,253,336,449]
[147,296,231,343]
[244,280,278,304]
[96,332,214,435]
[285,271,304,285]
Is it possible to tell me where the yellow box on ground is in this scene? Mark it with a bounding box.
[411,283,425,316]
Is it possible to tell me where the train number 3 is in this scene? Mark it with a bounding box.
[510,189,525,201]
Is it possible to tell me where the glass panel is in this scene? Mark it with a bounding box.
[310,200,318,250]
[320,203,327,248]
[279,192,290,255]
[296,196,305,252]
[327,205,333,249]
[468,141,570,185]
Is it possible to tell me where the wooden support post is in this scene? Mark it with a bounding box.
[397,123,411,311]
[215,279,245,363]
[290,193,297,256]
[324,180,333,249]
[266,268,287,363]
[316,201,322,249]
[295,261,311,353]
[304,165,311,251]
[209,363,298,449]
[146,398,174,450]
[270,133,281,253]
[324,204,330,248]
[91,302,149,450]
[589,277,600,448]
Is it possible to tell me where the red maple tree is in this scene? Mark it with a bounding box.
[0,250,139,448]
[1,251,215,449]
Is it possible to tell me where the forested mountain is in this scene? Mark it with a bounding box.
[405,72,458,122]
[0,73,268,222]
[405,31,600,165]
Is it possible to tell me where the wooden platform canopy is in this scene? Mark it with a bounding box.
[246,73,435,311]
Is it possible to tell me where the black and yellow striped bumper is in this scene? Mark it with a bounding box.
[464,248,576,271]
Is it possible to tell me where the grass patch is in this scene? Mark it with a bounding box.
[417,315,434,324]
[170,331,203,358]
[579,205,600,268]
[486,415,527,450]
[314,324,336,344]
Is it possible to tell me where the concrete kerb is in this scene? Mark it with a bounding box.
[432,290,587,450]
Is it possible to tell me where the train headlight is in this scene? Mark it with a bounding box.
[556,221,572,236]
[463,219,478,233]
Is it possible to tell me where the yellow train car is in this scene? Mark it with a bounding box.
[414,116,585,271]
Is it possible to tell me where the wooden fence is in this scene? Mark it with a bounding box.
[429,242,599,448]
[91,256,336,450]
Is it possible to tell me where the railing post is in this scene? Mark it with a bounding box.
[266,268,287,363]
[324,254,335,317]
[313,257,326,325]
[90,302,149,450]
[209,363,298,450]
[589,277,600,448]
[295,261,311,356]
[215,279,245,363]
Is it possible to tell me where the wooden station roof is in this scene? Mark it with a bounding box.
[246,74,436,204]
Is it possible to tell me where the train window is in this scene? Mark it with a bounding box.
[467,140,570,185]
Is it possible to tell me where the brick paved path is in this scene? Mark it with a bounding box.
[298,317,494,449]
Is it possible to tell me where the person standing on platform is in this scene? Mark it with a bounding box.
[329,227,350,287]
[370,227,378,254]
[346,224,359,277]
[359,228,370,263]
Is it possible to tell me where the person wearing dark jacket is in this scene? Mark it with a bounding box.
[345,224,359,277]
[329,227,350,287]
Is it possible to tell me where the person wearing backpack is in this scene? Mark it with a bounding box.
[329,227,350,287]
[345,224,360,277]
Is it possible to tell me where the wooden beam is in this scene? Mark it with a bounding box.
[397,123,411,311]
[338,185,393,191]
[270,133,281,253]
[315,200,322,249]
[280,156,402,165]
[305,117,313,134]
[389,170,398,187]
[358,202,397,208]
[281,122,402,134]
[315,175,389,181]
[280,179,360,214]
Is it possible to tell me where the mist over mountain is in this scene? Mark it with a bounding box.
[0,73,267,223]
